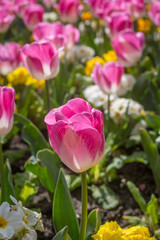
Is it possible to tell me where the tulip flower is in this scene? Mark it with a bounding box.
[0,9,15,33]
[23,3,44,31]
[54,0,83,23]
[91,61,124,94]
[112,30,145,67]
[20,40,60,80]
[33,22,80,50]
[42,0,56,8]
[45,98,105,173]
[0,42,21,76]
[0,86,15,137]
[105,13,133,39]
[122,0,145,20]
[149,1,160,26]
[15,0,36,18]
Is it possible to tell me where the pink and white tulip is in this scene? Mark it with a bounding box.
[20,40,60,80]
[91,61,124,94]
[0,9,15,33]
[23,3,44,31]
[0,86,15,136]
[122,0,145,20]
[105,13,133,39]
[0,42,21,76]
[149,0,160,26]
[45,98,105,173]
[14,0,36,18]
[112,30,145,67]
[54,0,83,23]
[33,22,80,50]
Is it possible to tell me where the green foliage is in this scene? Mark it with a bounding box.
[90,185,119,210]
[53,227,72,240]
[4,160,15,204]
[86,209,101,240]
[53,169,79,240]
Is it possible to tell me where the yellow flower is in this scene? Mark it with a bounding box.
[0,76,4,85]
[7,67,45,89]
[137,18,152,34]
[122,226,155,240]
[81,11,93,21]
[84,57,105,76]
[92,221,123,240]
[103,50,117,62]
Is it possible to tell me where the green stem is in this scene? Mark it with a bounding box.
[0,140,5,202]
[107,94,110,134]
[45,80,51,112]
[80,171,88,240]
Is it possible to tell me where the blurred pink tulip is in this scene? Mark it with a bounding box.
[122,0,145,20]
[23,3,44,31]
[42,0,56,8]
[105,13,133,39]
[15,0,36,18]
[149,1,160,26]
[0,86,15,136]
[20,41,60,80]
[0,1,15,14]
[0,9,15,33]
[112,30,145,67]
[45,98,105,173]
[0,42,21,75]
[33,22,80,50]
[91,61,124,94]
[54,0,83,23]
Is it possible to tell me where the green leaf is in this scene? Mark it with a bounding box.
[140,128,160,194]
[127,181,147,214]
[147,194,158,228]
[65,175,81,192]
[25,149,60,193]
[3,149,29,164]
[86,209,101,240]
[123,216,147,227]
[4,160,15,204]
[53,169,79,239]
[53,227,72,240]
[14,171,38,205]
[145,113,160,131]
[14,113,49,156]
[155,229,160,239]
[91,185,119,210]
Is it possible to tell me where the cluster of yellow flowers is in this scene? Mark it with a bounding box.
[92,221,155,240]
[6,67,45,89]
[84,50,117,76]
[137,18,152,34]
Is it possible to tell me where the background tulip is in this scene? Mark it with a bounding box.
[0,86,15,136]
[54,0,83,23]
[0,9,15,33]
[45,98,105,173]
[20,41,60,80]
[23,3,44,31]
[0,42,21,76]
[91,61,124,94]
[112,30,145,67]
[149,1,160,26]
[15,0,36,18]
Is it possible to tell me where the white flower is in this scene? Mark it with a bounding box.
[0,202,22,239]
[43,12,58,22]
[131,120,147,135]
[106,98,145,123]
[66,45,95,63]
[116,74,136,96]
[22,229,37,240]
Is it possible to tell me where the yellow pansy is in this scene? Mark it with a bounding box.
[122,226,155,240]
[137,19,152,34]
[92,221,123,240]
[84,57,105,76]
[103,50,117,62]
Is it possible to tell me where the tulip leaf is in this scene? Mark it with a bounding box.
[147,194,158,228]
[86,208,101,240]
[4,160,15,204]
[53,169,79,239]
[14,113,49,156]
[127,181,147,214]
[140,128,160,194]
[123,216,147,227]
[53,226,72,240]
[25,149,60,193]
[91,185,119,210]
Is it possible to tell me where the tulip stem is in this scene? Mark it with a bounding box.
[0,139,5,203]
[45,80,51,112]
[80,171,88,240]
[107,94,110,133]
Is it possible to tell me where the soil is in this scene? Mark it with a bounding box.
[9,135,159,240]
